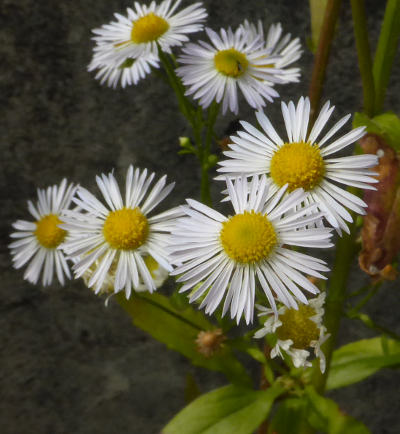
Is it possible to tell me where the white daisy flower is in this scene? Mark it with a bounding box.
[240,20,302,84]
[217,96,379,234]
[80,254,169,295]
[176,26,285,114]
[61,165,182,298]
[170,175,333,324]
[255,292,329,373]
[9,179,77,286]
[88,51,160,88]
[90,0,207,66]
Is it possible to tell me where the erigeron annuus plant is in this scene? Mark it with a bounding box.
[9,1,400,433]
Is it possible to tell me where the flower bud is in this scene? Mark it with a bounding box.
[195,329,226,357]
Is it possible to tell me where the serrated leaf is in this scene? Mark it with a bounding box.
[353,112,400,151]
[163,384,284,434]
[305,386,371,433]
[117,292,251,385]
[327,336,400,390]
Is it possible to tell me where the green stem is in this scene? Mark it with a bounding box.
[346,310,400,340]
[200,165,212,206]
[350,0,375,117]
[373,0,400,114]
[157,47,195,126]
[308,0,343,124]
[348,283,374,298]
[349,285,380,313]
[312,224,358,393]
[200,102,220,206]
[299,227,358,432]
[158,47,216,205]
[205,102,219,159]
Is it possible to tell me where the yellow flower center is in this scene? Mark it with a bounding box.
[220,211,277,264]
[103,207,149,250]
[34,214,67,248]
[214,49,248,77]
[130,13,169,44]
[270,141,325,192]
[277,305,320,349]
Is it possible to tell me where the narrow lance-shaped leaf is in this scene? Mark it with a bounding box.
[117,292,251,386]
[268,398,310,434]
[327,336,400,390]
[305,386,371,433]
[163,384,284,434]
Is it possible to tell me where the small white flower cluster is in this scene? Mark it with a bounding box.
[255,293,329,372]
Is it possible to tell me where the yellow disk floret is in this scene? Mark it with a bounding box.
[220,211,277,264]
[270,141,325,192]
[103,207,149,250]
[35,214,66,249]
[131,13,169,43]
[277,305,320,349]
[214,49,248,77]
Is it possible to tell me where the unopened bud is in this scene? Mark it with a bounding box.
[195,329,226,358]
[179,136,191,148]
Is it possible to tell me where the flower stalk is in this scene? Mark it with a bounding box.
[350,0,375,117]
[311,223,358,393]
[308,0,343,123]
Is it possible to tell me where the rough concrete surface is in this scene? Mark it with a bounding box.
[1,0,399,433]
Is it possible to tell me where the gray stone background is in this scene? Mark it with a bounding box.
[1,0,399,433]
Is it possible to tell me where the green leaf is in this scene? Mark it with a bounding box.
[184,373,201,404]
[309,0,329,52]
[305,386,371,433]
[117,292,251,385]
[353,111,400,151]
[268,398,309,434]
[372,0,400,113]
[327,336,400,390]
[163,384,284,434]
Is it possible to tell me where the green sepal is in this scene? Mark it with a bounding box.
[326,336,400,390]
[116,292,251,386]
[162,383,284,434]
